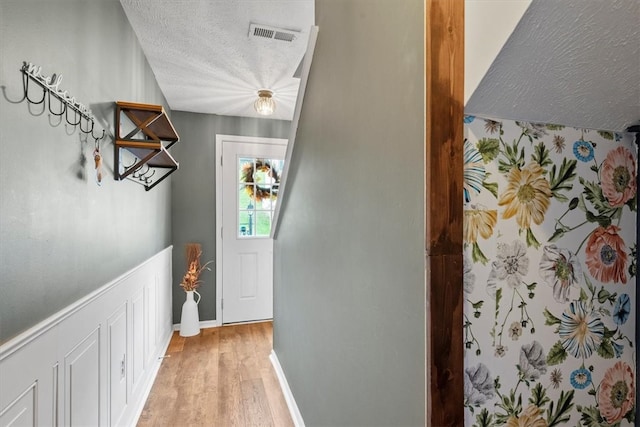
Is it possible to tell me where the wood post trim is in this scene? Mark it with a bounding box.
[425,0,464,425]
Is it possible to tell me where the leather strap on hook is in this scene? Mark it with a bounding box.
[93,139,103,185]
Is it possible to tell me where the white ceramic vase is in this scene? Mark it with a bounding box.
[179,290,201,337]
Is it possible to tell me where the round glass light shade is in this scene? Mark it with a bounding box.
[254,90,275,116]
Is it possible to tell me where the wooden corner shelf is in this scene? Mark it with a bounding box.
[114,101,180,191]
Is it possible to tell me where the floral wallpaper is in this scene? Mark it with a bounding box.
[463,116,637,426]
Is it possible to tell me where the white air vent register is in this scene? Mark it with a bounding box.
[249,24,299,42]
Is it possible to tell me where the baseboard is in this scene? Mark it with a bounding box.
[129,329,173,426]
[270,350,305,427]
[172,319,221,331]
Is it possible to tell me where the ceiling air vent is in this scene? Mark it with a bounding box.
[249,24,299,42]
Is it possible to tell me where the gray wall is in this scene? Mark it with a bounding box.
[0,0,171,343]
[273,1,425,425]
[169,111,289,322]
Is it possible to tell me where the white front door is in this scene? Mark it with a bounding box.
[217,136,286,324]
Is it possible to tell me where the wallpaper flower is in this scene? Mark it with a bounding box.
[463,116,637,426]
[597,361,635,424]
[498,161,552,231]
[585,225,628,284]
[539,244,581,303]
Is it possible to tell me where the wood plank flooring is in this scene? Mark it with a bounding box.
[137,322,293,427]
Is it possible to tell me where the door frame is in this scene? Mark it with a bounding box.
[215,134,288,325]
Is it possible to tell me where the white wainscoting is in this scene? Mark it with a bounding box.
[0,246,173,427]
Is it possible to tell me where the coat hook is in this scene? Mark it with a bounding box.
[132,163,149,179]
[47,90,66,116]
[123,159,137,170]
[141,167,155,178]
[139,164,150,178]
[79,114,93,134]
[65,107,81,127]
[143,169,156,184]
[22,72,46,105]
[92,128,105,141]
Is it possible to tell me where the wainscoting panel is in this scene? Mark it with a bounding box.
[143,280,157,369]
[0,247,173,427]
[157,264,173,346]
[64,327,100,427]
[107,303,127,426]
[0,382,37,427]
[131,290,145,396]
[51,363,59,426]
[0,325,58,427]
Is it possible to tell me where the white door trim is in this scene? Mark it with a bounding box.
[215,134,288,325]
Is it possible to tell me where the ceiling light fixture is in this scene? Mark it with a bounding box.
[254,89,275,116]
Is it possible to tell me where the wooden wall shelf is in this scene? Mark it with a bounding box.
[115,101,180,191]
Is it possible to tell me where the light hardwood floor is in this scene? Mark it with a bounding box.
[137,321,294,427]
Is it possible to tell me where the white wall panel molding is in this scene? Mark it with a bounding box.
[51,363,59,426]
[143,281,157,369]
[131,290,145,396]
[0,247,173,427]
[0,381,37,426]
[107,303,127,426]
[64,327,101,427]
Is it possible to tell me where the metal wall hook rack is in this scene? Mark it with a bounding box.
[21,61,105,141]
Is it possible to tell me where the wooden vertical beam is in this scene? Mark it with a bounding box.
[425,0,464,426]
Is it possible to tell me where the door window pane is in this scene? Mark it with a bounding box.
[238,184,253,210]
[256,211,272,237]
[238,210,255,237]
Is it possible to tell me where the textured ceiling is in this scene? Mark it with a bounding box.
[122,0,639,131]
[120,0,315,121]
[465,0,640,132]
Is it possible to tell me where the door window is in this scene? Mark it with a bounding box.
[237,157,284,238]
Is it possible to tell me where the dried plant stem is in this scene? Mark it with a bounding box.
[186,243,202,270]
[180,243,212,292]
